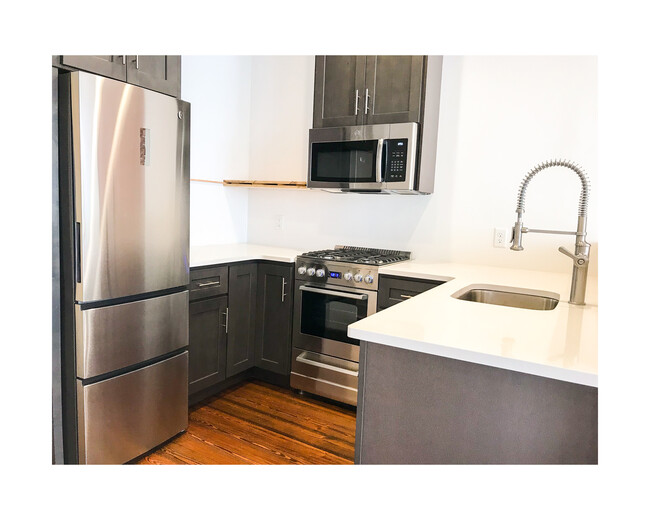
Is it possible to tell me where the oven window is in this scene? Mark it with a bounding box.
[300,288,368,345]
[311,140,377,183]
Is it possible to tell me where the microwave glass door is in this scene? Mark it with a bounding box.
[300,287,368,346]
[311,140,378,183]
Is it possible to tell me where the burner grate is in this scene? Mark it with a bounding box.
[301,246,411,265]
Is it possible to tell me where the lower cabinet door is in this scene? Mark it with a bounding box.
[77,351,188,464]
[255,263,294,375]
[189,295,228,394]
[226,263,258,377]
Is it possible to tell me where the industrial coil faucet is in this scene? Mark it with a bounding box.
[511,159,591,305]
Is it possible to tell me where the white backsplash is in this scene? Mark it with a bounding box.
[184,55,598,274]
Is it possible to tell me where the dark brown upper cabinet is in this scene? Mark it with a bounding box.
[59,55,128,82]
[313,55,426,128]
[57,55,181,98]
[125,56,181,98]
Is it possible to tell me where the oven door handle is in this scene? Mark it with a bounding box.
[295,352,359,377]
[299,285,368,300]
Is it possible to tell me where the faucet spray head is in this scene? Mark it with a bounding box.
[511,211,524,251]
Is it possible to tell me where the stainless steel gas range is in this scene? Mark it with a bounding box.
[290,246,410,405]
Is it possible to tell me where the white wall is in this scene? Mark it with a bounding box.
[248,56,314,181]
[182,56,252,246]
[246,56,598,273]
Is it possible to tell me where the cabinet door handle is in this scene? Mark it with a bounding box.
[222,308,229,334]
[197,281,220,288]
[354,89,359,115]
[364,88,370,114]
[281,277,287,303]
[132,55,139,69]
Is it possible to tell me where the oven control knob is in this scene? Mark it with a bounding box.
[297,266,307,275]
[365,274,374,284]
[307,267,316,276]
[353,273,363,283]
[344,272,353,281]
[316,268,326,278]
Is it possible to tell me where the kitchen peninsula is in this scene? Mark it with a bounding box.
[348,262,598,464]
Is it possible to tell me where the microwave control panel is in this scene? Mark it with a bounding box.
[385,139,408,182]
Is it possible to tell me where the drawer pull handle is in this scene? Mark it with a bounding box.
[400,294,414,299]
[198,281,220,288]
[295,352,358,377]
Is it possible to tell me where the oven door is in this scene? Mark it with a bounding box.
[293,282,377,361]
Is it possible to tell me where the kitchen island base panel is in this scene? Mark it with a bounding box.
[355,341,597,464]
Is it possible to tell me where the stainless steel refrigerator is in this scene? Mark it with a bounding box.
[59,71,190,464]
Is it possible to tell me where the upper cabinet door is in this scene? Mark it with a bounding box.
[363,56,426,125]
[60,55,127,82]
[313,55,366,128]
[125,55,181,98]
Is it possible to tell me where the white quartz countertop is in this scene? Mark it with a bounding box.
[348,261,598,387]
[190,243,302,267]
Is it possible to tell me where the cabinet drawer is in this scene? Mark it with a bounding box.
[190,266,228,300]
[378,275,445,309]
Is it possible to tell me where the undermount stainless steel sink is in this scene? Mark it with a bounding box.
[452,284,560,311]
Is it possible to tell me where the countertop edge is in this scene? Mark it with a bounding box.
[348,328,598,388]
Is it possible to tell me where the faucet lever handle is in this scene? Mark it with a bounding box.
[559,246,588,266]
[558,246,575,260]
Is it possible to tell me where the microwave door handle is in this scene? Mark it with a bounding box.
[299,285,368,300]
[376,138,385,183]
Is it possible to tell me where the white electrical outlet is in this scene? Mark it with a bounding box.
[493,227,508,248]
[275,215,284,230]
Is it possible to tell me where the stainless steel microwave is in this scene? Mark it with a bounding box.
[308,122,432,194]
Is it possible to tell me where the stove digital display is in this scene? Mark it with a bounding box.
[329,271,341,279]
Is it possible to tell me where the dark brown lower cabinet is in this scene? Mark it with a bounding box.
[355,341,598,464]
[188,295,227,395]
[189,261,294,400]
[226,263,258,377]
[255,263,294,375]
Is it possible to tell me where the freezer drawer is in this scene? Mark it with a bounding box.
[69,71,190,303]
[76,291,189,379]
[77,351,188,464]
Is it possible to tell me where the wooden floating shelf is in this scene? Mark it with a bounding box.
[224,179,307,189]
[190,178,307,189]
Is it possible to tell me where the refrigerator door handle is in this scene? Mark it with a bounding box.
[74,222,81,284]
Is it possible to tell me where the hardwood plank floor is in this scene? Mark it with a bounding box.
[134,380,356,465]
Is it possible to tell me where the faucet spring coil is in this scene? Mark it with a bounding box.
[515,159,590,217]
